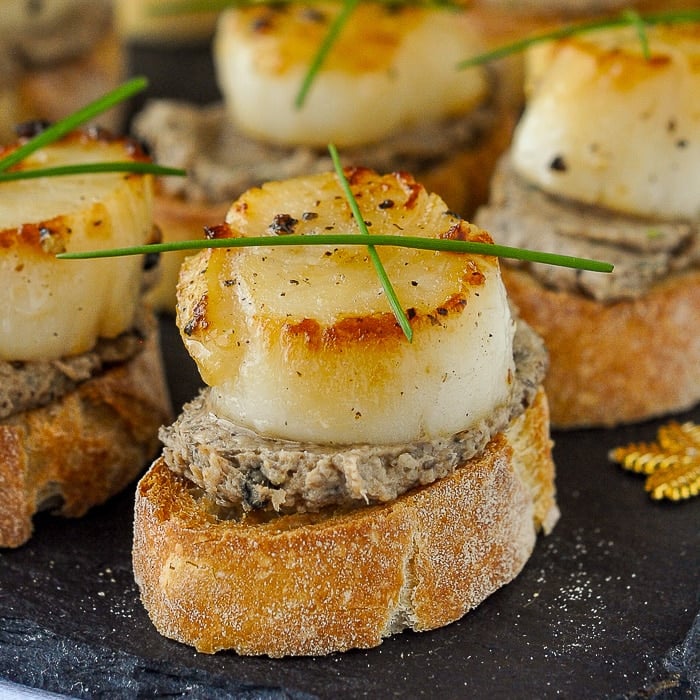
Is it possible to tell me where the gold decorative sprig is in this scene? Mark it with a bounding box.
[457,9,700,70]
[0,76,186,182]
[609,421,700,501]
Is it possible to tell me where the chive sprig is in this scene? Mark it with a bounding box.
[328,143,413,341]
[294,0,361,108]
[0,76,187,182]
[55,232,614,272]
[55,233,614,273]
[0,162,186,183]
[457,9,700,70]
[0,78,146,173]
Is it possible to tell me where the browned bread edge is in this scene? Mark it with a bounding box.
[502,267,700,429]
[132,387,557,657]
[0,313,172,548]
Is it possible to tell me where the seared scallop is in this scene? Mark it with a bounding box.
[177,168,515,445]
[0,130,155,361]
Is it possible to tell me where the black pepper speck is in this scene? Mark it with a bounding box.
[549,155,568,172]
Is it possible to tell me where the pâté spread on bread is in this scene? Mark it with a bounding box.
[132,166,561,657]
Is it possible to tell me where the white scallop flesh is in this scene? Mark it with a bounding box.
[0,134,154,361]
[176,169,515,445]
[213,3,489,148]
[511,24,700,220]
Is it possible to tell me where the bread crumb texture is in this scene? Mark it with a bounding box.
[0,319,171,548]
[132,390,557,657]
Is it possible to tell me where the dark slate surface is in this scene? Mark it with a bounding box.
[1,318,698,700]
[2,42,699,700]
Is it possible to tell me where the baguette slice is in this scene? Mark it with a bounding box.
[133,387,557,657]
[0,317,171,549]
[502,267,700,429]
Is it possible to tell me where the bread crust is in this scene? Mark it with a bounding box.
[0,314,172,548]
[503,267,700,428]
[132,388,557,657]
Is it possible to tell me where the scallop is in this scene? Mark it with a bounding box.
[177,168,515,445]
[0,130,155,361]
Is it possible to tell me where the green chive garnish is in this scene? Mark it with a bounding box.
[457,9,700,70]
[295,0,361,109]
[55,234,614,274]
[0,77,148,173]
[328,142,413,341]
[0,76,186,183]
[0,162,186,183]
[622,9,651,60]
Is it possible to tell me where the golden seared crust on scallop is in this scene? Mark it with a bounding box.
[214,3,489,147]
[0,130,157,361]
[503,267,700,429]
[511,24,700,220]
[176,168,516,445]
[133,388,557,657]
[0,318,171,548]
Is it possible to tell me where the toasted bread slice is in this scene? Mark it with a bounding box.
[0,317,171,548]
[502,268,700,429]
[133,388,557,657]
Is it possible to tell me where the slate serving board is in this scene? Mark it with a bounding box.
[1,41,698,700]
[1,316,698,699]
